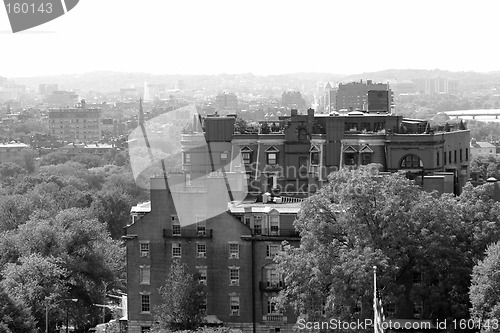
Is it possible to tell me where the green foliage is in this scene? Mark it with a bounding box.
[154,261,207,331]
[0,285,35,332]
[470,242,500,333]
[470,155,500,180]
[276,166,500,322]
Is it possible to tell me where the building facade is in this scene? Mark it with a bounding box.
[48,100,102,142]
[335,80,393,112]
[124,108,470,333]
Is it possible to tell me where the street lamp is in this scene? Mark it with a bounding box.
[45,297,78,333]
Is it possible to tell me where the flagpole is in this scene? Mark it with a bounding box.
[373,266,377,333]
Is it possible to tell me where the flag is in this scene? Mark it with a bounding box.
[373,266,385,333]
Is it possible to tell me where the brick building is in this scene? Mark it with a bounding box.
[124,108,470,332]
[48,99,102,142]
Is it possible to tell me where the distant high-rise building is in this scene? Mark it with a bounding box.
[44,90,78,107]
[324,83,336,112]
[412,78,459,94]
[39,84,58,96]
[216,92,238,110]
[336,80,392,112]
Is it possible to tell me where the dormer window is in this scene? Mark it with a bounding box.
[310,146,320,166]
[240,146,253,164]
[266,146,279,165]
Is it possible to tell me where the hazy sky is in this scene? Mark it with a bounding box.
[1,0,499,77]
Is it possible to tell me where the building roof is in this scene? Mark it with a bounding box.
[228,201,302,214]
[471,141,495,148]
[130,201,151,213]
[0,142,29,148]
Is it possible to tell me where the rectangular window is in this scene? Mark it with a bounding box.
[437,151,440,167]
[265,268,281,288]
[449,151,452,164]
[267,152,278,165]
[197,244,206,258]
[184,152,191,164]
[254,216,262,235]
[270,215,280,235]
[200,297,207,313]
[230,296,240,316]
[139,266,150,285]
[172,216,181,236]
[266,244,281,258]
[140,242,149,257]
[242,152,251,164]
[374,122,385,131]
[361,153,372,165]
[141,294,150,313]
[311,152,320,165]
[229,243,239,259]
[220,152,228,161]
[345,122,358,131]
[460,149,463,162]
[360,122,371,132]
[466,148,469,161]
[196,218,206,236]
[454,150,457,163]
[267,299,279,314]
[172,243,181,258]
[198,268,207,285]
[229,268,240,286]
[141,327,151,333]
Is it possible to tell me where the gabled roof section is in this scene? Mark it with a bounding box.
[309,145,320,152]
[265,146,280,152]
[343,145,357,153]
[359,144,373,153]
[240,146,253,152]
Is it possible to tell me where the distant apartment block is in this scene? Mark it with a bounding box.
[470,139,497,157]
[216,92,238,111]
[48,100,102,142]
[336,80,393,112]
[412,78,459,94]
[39,84,58,96]
[120,88,139,101]
[324,82,336,112]
[44,90,79,107]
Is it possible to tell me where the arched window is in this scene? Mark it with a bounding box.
[400,154,423,168]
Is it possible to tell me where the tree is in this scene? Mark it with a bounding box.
[0,284,36,332]
[470,241,500,333]
[154,261,207,331]
[276,166,493,324]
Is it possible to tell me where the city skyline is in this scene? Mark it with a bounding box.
[1,0,500,77]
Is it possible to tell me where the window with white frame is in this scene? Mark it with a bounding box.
[229,243,239,259]
[197,244,206,258]
[172,216,181,236]
[229,267,240,286]
[172,243,181,258]
[184,152,191,164]
[140,293,150,313]
[220,152,228,161]
[196,217,206,236]
[269,214,280,235]
[140,242,150,257]
[198,267,207,285]
[241,146,253,164]
[266,244,281,258]
[266,146,279,165]
[264,266,282,288]
[139,265,150,285]
[230,296,240,316]
[254,215,262,235]
[266,297,280,314]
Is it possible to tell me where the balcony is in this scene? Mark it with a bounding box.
[263,314,287,322]
[163,229,213,239]
[259,281,284,291]
[251,228,300,237]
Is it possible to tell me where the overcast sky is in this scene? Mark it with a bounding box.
[1,0,499,77]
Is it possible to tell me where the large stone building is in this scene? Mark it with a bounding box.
[336,80,393,112]
[124,108,470,333]
[48,100,102,142]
